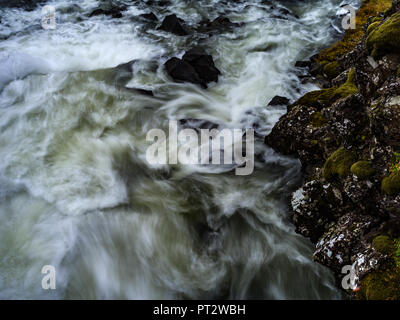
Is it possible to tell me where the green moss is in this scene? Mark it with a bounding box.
[395,239,400,268]
[366,21,381,34]
[309,112,328,127]
[294,69,358,110]
[371,16,383,23]
[322,147,357,180]
[381,171,400,195]
[317,0,392,62]
[295,88,336,109]
[373,235,396,255]
[397,67,400,76]
[366,12,400,58]
[333,68,358,96]
[358,235,400,300]
[323,61,340,79]
[358,267,400,300]
[350,161,375,179]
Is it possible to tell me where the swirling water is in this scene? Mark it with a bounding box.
[0,0,355,299]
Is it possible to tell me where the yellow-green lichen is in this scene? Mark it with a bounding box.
[309,112,328,127]
[322,147,357,180]
[323,61,341,79]
[294,69,358,109]
[381,171,400,195]
[350,161,375,179]
[366,12,400,58]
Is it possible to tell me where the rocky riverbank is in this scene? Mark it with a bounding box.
[266,0,400,299]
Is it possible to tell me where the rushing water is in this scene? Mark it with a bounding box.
[0,0,356,299]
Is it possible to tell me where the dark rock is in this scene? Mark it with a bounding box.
[196,15,241,34]
[165,49,221,88]
[277,7,300,19]
[140,12,158,21]
[156,0,171,7]
[165,57,206,88]
[89,9,106,17]
[158,14,189,36]
[309,62,326,76]
[125,87,154,97]
[295,61,311,68]
[291,180,337,242]
[313,213,380,273]
[0,0,47,11]
[88,6,125,19]
[267,95,290,106]
[182,48,221,84]
[266,104,333,166]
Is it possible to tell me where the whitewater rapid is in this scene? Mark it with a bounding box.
[0,0,357,299]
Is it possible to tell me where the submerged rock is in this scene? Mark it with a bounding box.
[196,16,241,34]
[139,12,158,22]
[88,6,126,19]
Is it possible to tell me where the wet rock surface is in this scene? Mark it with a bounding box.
[196,16,241,34]
[139,12,158,21]
[165,48,221,88]
[88,4,127,19]
[268,95,290,106]
[267,0,400,299]
[158,14,189,36]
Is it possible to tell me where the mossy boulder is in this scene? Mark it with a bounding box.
[373,235,396,255]
[323,61,340,79]
[309,112,328,127]
[350,161,375,179]
[358,236,400,300]
[358,266,400,300]
[322,147,357,180]
[294,69,358,110]
[366,12,400,58]
[381,171,400,195]
[316,0,392,62]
